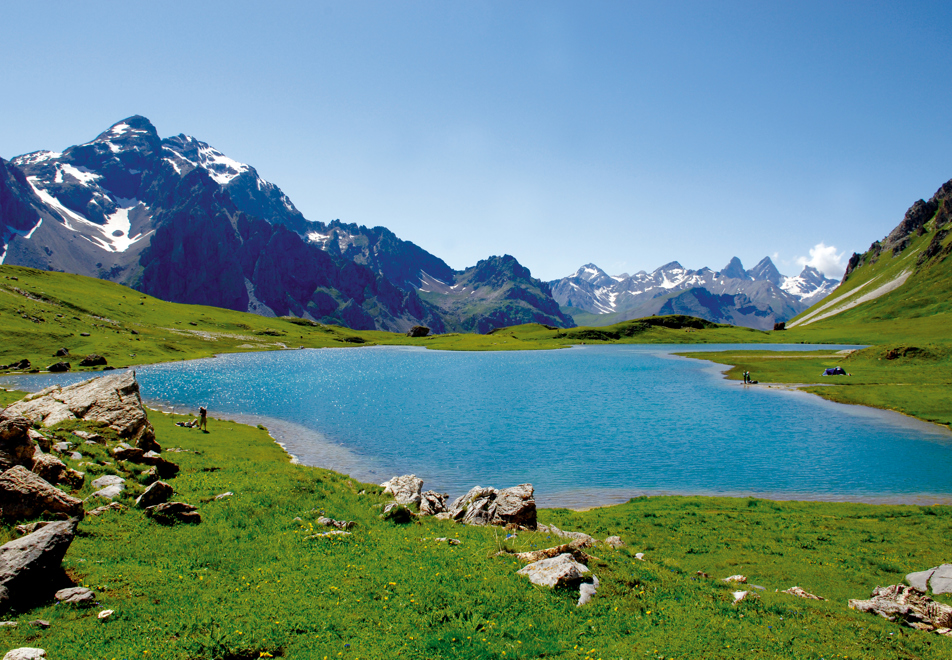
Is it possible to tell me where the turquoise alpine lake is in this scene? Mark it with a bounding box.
[4,344,951,508]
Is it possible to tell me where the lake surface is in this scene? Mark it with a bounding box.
[4,344,951,508]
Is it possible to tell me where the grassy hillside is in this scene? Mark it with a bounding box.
[682,185,952,428]
[0,405,949,659]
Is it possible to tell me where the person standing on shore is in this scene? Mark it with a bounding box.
[199,406,208,432]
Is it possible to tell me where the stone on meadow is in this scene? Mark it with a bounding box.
[146,502,201,525]
[537,523,593,546]
[4,371,159,451]
[850,584,952,631]
[517,553,591,589]
[782,586,825,600]
[88,502,126,517]
[0,519,78,611]
[136,481,173,508]
[380,502,413,524]
[603,536,624,549]
[908,564,952,595]
[92,475,125,490]
[0,466,84,521]
[54,586,96,606]
[2,649,46,660]
[87,485,123,501]
[380,475,424,506]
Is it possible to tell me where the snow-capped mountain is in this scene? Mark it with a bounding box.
[550,257,839,330]
[0,115,572,333]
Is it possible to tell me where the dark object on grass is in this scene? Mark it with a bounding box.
[79,354,107,367]
[146,502,201,525]
[406,325,430,338]
[2,360,31,371]
[46,362,70,373]
[822,367,847,376]
[773,322,786,331]
[53,348,69,357]
[380,502,413,524]
[79,333,90,337]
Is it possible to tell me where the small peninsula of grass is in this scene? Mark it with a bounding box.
[0,405,950,659]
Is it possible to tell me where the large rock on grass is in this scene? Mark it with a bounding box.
[517,553,591,589]
[446,484,537,528]
[380,475,423,506]
[0,466,84,521]
[0,519,78,611]
[146,502,201,525]
[907,564,952,595]
[0,417,36,472]
[849,584,952,632]
[3,649,47,660]
[136,481,173,508]
[4,371,159,451]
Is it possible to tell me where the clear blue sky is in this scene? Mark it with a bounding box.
[4,1,952,281]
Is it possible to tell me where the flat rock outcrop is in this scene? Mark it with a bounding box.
[907,564,952,595]
[54,586,96,606]
[0,519,78,611]
[0,466,84,521]
[849,584,952,634]
[4,371,159,451]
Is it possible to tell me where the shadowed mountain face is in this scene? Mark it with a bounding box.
[417,254,575,333]
[1,116,575,333]
[550,257,839,330]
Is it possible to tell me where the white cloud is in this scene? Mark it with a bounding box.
[796,242,846,278]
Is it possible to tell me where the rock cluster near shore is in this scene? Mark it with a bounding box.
[0,372,194,617]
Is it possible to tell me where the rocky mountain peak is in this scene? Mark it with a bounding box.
[748,256,782,285]
[718,256,749,280]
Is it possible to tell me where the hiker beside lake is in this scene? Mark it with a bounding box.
[199,406,208,432]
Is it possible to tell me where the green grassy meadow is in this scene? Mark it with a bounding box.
[0,411,949,659]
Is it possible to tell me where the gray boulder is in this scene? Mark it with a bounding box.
[447,484,537,528]
[0,519,78,611]
[46,362,70,373]
[492,484,536,528]
[0,417,36,472]
[146,502,201,525]
[517,553,591,589]
[54,586,96,605]
[907,564,952,595]
[0,466,84,521]
[91,475,125,490]
[4,371,159,452]
[136,481,173,508]
[380,475,424,506]
[537,523,594,547]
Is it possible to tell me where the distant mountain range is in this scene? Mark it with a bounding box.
[550,257,839,330]
[0,116,572,333]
